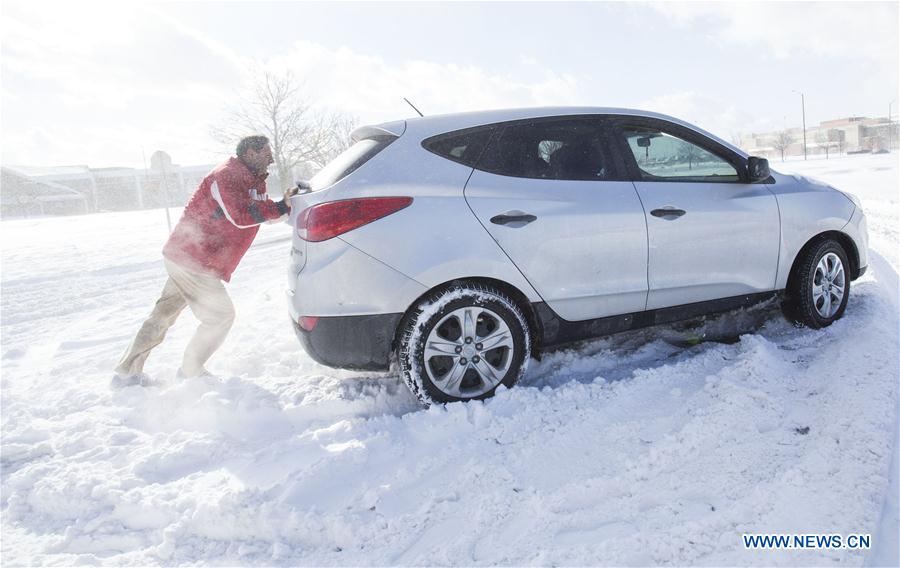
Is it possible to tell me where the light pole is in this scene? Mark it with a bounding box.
[793,90,807,160]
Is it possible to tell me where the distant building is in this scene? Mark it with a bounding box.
[0,162,214,219]
[1,157,312,219]
[1,167,89,217]
[740,116,898,160]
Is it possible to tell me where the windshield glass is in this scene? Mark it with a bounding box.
[310,136,396,190]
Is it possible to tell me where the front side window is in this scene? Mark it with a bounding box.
[621,126,739,182]
[477,118,614,181]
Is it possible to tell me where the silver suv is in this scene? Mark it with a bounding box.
[286,108,868,404]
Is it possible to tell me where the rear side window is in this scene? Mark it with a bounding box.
[477,118,615,181]
[310,135,396,190]
[422,126,495,167]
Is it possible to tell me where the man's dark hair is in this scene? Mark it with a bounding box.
[236,135,270,157]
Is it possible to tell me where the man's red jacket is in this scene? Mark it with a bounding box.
[163,157,289,282]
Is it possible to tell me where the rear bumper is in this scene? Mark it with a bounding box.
[291,313,403,371]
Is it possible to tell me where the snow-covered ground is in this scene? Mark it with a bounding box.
[2,152,898,566]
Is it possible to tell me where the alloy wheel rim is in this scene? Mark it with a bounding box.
[423,306,515,399]
[812,252,845,319]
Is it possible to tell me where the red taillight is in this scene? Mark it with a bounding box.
[298,316,319,331]
[296,197,413,242]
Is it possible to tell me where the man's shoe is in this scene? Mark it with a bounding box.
[175,367,218,380]
[110,372,158,388]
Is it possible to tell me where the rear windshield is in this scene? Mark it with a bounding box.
[310,135,396,190]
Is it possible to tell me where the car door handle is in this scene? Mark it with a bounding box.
[650,207,686,220]
[490,211,537,227]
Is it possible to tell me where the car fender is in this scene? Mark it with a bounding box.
[771,172,858,289]
[339,191,544,305]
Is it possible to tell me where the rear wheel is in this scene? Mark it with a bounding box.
[397,283,531,405]
[783,239,850,329]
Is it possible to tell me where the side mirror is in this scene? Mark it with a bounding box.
[748,156,770,182]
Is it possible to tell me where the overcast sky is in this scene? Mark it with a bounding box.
[2,1,898,168]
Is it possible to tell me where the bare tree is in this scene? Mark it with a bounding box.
[814,131,833,159]
[834,130,847,155]
[773,130,794,162]
[313,112,360,167]
[211,71,357,189]
[676,140,700,170]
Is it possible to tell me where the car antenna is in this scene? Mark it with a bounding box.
[403,97,424,117]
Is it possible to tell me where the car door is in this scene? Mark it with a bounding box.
[612,118,780,310]
[463,116,649,321]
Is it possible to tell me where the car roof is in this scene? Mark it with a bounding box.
[369,107,748,158]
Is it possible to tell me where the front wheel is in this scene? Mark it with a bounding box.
[396,283,531,405]
[783,239,850,329]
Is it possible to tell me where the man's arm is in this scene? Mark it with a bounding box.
[210,171,289,228]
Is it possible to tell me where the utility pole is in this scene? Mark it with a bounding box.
[146,148,173,233]
[792,90,808,160]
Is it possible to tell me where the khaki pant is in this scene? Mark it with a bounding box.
[115,258,235,377]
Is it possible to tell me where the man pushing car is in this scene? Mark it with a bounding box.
[112,135,299,387]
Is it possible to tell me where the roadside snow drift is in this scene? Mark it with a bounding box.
[2,153,898,566]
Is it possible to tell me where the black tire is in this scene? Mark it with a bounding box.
[396,283,531,405]
[782,239,850,329]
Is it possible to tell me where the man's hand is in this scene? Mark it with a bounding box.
[281,186,300,212]
[282,181,310,211]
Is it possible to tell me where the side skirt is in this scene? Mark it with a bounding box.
[534,291,782,349]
